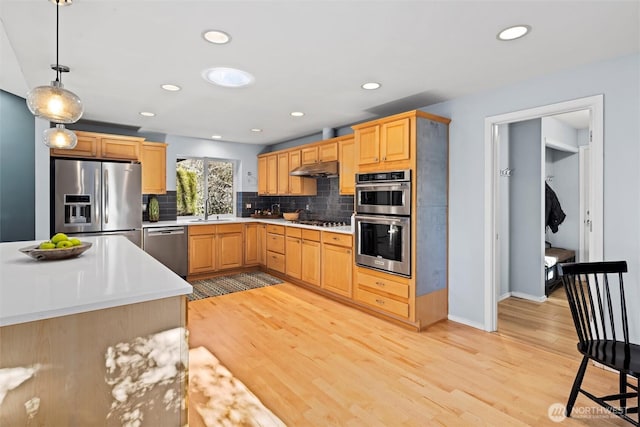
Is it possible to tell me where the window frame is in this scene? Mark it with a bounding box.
[176,156,237,220]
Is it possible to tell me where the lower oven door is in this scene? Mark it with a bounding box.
[354,214,411,277]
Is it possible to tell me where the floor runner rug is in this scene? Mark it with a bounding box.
[188,272,283,301]
[189,346,286,427]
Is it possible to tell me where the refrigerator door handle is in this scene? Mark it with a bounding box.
[95,166,101,226]
[104,168,109,224]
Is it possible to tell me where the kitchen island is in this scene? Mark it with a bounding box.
[0,236,192,426]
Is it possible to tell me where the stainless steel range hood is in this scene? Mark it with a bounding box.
[289,160,338,178]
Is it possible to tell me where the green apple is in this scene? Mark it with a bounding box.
[51,233,69,244]
[56,240,74,249]
[39,241,56,250]
[69,238,82,246]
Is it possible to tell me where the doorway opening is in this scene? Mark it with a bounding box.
[483,95,604,335]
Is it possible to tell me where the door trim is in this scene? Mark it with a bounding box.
[483,95,603,332]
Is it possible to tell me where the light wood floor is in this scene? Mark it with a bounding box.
[498,287,579,359]
[188,283,630,426]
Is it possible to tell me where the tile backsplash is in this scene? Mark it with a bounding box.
[146,179,353,223]
[238,177,354,222]
[142,191,177,221]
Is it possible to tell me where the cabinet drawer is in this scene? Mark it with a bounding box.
[267,233,285,254]
[217,223,243,234]
[286,227,302,238]
[189,225,216,236]
[357,271,409,299]
[266,224,285,235]
[322,231,352,248]
[301,229,321,241]
[356,286,409,318]
[267,251,285,273]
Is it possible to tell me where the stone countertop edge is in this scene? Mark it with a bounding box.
[142,218,354,235]
[0,235,192,327]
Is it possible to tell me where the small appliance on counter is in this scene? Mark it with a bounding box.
[51,159,143,247]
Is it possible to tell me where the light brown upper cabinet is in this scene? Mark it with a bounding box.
[50,131,100,158]
[353,117,410,170]
[141,142,167,194]
[338,135,355,195]
[257,150,316,196]
[257,156,268,195]
[277,152,290,195]
[266,154,278,195]
[301,141,338,164]
[51,130,143,161]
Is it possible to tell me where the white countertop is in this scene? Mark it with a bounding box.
[143,217,353,235]
[0,236,192,327]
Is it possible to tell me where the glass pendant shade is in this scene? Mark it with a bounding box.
[26,81,83,124]
[43,124,77,149]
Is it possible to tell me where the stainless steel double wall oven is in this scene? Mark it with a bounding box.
[354,170,411,277]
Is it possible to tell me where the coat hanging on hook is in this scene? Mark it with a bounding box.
[545,182,566,233]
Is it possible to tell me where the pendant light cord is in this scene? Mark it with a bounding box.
[56,0,60,83]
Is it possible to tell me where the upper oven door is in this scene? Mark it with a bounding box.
[355,181,411,216]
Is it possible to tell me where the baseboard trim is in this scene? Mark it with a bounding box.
[447,314,486,331]
[510,292,547,303]
[498,292,511,302]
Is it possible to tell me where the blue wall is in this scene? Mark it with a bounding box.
[0,90,35,242]
[422,53,640,330]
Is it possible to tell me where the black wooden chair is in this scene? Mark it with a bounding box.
[559,261,639,425]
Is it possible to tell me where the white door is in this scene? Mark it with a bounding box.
[579,145,591,262]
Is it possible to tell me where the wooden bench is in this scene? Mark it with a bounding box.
[545,247,575,296]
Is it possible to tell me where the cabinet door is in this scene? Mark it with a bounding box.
[277,152,290,195]
[101,137,140,161]
[289,150,303,195]
[301,146,318,164]
[339,136,355,195]
[244,223,259,266]
[188,234,216,274]
[51,132,100,158]
[356,125,380,166]
[322,244,353,297]
[141,142,167,195]
[218,231,243,270]
[266,154,278,195]
[380,118,410,163]
[301,240,321,287]
[285,236,302,279]
[318,141,338,162]
[258,224,267,266]
[257,156,268,195]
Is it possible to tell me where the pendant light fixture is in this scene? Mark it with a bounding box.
[26,0,83,149]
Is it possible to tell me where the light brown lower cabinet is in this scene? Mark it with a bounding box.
[321,231,353,297]
[266,225,285,273]
[244,223,259,266]
[285,227,302,279]
[188,224,243,276]
[300,230,321,287]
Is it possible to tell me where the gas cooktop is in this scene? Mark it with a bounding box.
[289,219,349,228]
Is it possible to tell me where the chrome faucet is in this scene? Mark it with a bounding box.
[204,200,209,221]
[271,203,280,215]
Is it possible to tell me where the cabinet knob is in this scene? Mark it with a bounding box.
[383,156,386,161]
[347,250,351,254]
[374,157,378,162]
[375,281,385,287]
[375,299,385,305]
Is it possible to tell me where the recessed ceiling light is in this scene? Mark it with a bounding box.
[290,111,304,117]
[497,25,531,41]
[161,84,181,92]
[251,128,262,133]
[361,82,381,90]
[139,111,155,117]
[211,135,222,139]
[202,67,254,88]
[203,30,231,45]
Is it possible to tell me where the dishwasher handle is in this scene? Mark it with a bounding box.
[146,227,186,236]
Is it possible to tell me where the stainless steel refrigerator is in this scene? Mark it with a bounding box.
[51,159,142,247]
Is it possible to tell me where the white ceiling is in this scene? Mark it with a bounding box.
[1,1,638,145]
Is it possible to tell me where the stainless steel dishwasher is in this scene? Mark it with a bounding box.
[143,226,188,277]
